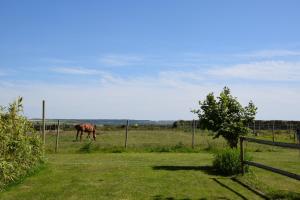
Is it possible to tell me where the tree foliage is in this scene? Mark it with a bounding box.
[0,97,44,189]
[193,87,257,148]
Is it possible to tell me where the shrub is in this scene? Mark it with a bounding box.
[0,97,44,190]
[213,148,250,175]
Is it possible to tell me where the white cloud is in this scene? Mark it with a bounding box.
[0,81,203,120]
[41,58,75,64]
[51,67,104,75]
[2,49,300,120]
[99,54,143,66]
[239,49,300,58]
[208,61,300,81]
[1,69,300,120]
[0,69,9,76]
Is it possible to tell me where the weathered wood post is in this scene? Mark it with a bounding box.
[296,128,300,144]
[192,119,195,149]
[55,120,60,153]
[125,120,129,149]
[240,137,245,175]
[42,100,46,145]
[272,120,275,142]
[292,123,297,143]
[253,121,255,135]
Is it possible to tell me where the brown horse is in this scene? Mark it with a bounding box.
[75,123,96,141]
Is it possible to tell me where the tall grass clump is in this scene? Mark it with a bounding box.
[213,148,250,175]
[0,97,44,190]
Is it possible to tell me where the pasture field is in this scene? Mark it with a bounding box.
[0,129,299,199]
[42,128,297,153]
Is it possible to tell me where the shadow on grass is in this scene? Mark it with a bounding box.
[152,195,231,200]
[152,195,209,200]
[231,177,268,200]
[232,177,300,199]
[212,178,248,200]
[267,191,300,200]
[152,165,218,175]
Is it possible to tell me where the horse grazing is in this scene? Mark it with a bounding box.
[75,123,96,141]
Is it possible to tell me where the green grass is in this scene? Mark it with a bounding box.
[0,153,268,200]
[44,129,227,153]
[1,129,299,199]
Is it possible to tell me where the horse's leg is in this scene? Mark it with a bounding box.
[93,130,96,141]
[76,129,80,141]
[80,130,83,141]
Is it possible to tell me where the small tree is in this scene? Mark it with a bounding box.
[193,87,257,148]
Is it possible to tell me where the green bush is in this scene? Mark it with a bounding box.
[213,148,250,175]
[0,97,44,190]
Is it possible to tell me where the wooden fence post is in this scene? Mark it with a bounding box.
[240,137,245,175]
[192,119,195,149]
[253,121,255,135]
[55,120,60,153]
[272,120,275,142]
[42,100,46,145]
[125,120,129,149]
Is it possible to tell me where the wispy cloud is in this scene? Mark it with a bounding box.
[41,58,75,64]
[0,71,7,76]
[99,54,144,66]
[0,69,12,76]
[208,61,300,81]
[236,49,300,58]
[51,67,104,75]
[2,48,300,119]
[1,73,300,120]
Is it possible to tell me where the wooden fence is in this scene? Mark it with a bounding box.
[47,119,198,152]
[240,136,300,181]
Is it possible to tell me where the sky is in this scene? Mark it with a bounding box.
[0,0,300,120]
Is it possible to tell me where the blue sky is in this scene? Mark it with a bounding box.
[1,0,300,120]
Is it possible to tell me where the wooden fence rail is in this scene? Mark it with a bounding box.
[242,137,300,149]
[240,136,300,181]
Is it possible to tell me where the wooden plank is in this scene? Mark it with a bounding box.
[42,100,46,144]
[192,119,195,149]
[242,137,300,149]
[240,137,245,175]
[244,161,300,181]
[55,120,60,153]
[125,120,129,149]
[272,120,275,142]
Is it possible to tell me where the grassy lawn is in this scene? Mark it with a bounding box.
[0,153,268,200]
[1,129,299,199]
